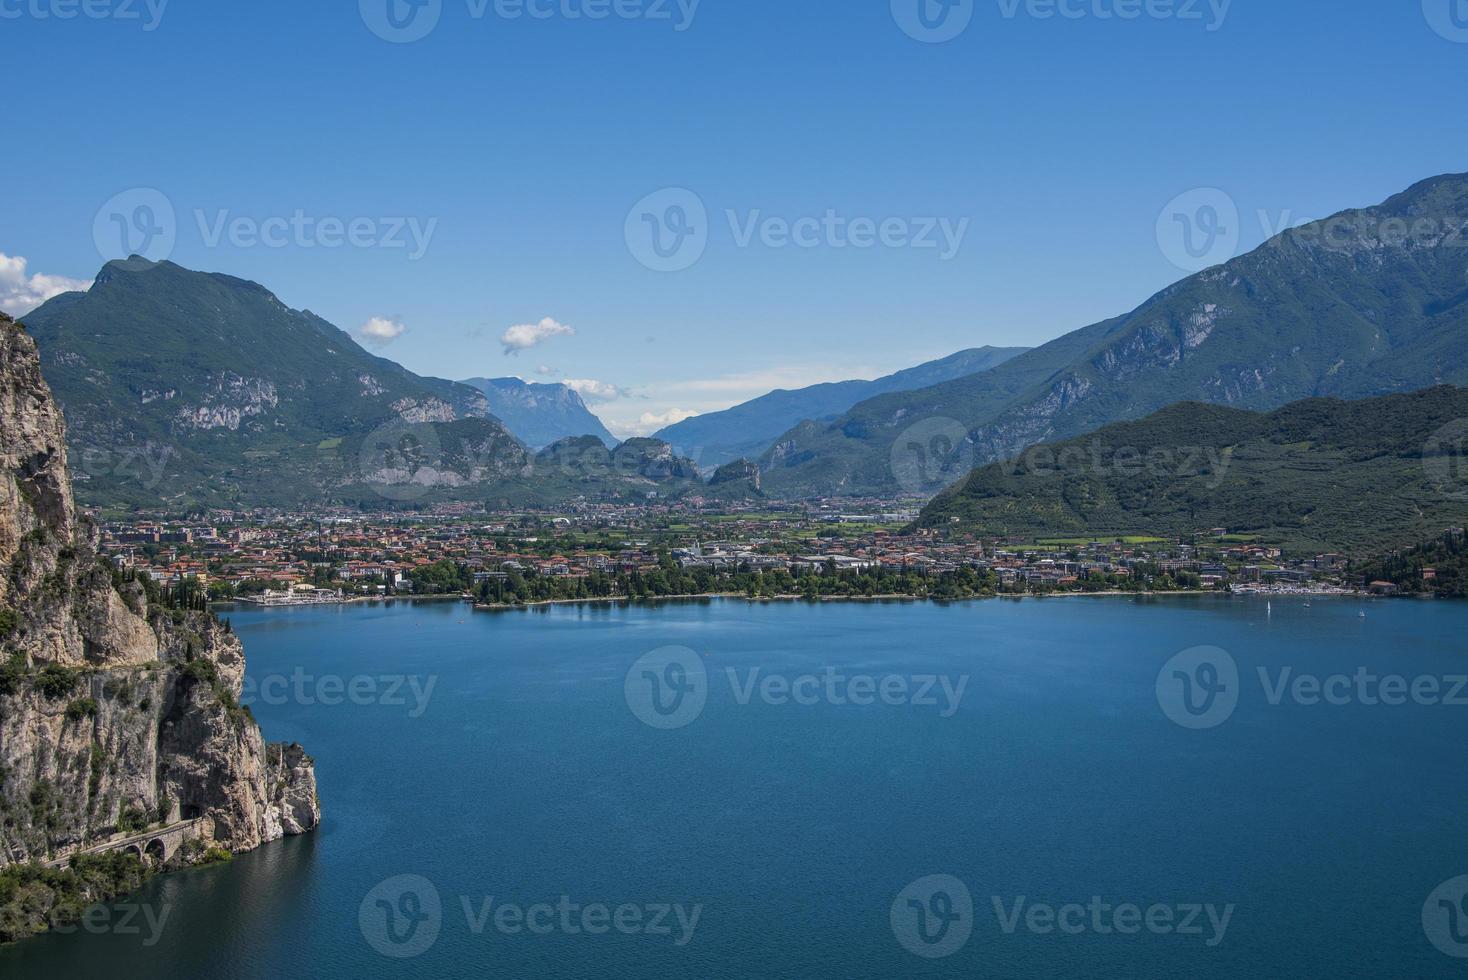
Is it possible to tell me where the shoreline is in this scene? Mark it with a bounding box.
[467,590,1231,611]
[217,588,1413,615]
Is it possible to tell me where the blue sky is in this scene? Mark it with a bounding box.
[2,0,1466,436]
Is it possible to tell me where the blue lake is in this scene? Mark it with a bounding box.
[4,595,1468,978]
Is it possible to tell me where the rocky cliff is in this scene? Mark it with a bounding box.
[0,312,319,870]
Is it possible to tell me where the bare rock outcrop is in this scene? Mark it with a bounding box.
[0,312,319,868]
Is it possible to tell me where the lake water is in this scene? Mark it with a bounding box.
[4,596,1468,978]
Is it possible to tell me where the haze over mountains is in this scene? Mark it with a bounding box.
[652,346,1029,468]
[760,173,1468,497]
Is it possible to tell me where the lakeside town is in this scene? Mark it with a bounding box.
[91,501,1465,607]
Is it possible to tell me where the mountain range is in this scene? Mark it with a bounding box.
[916,385,1468,555]
[16,171,1468,523]
[653,346,1028,468]
[459,376,617,449]
[759,172,1468,498]
[18,259,701,509]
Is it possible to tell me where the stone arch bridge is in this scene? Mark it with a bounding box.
[45,818,204,868]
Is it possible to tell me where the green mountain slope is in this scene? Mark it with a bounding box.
[653,346,1029,468]
[761,173,1468,498]
[19,258,699,510]
[20,258,513,509]
[916,386,1468,555]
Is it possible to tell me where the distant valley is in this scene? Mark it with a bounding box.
[15,172,1468,556]
[653,346,1028,468]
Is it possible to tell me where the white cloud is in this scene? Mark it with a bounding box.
[501,316,574,355]
[535,365,557,376]
[562,378,628,403]
[619,408,700,437]
[0,253,91,318]
[359,316,407,346]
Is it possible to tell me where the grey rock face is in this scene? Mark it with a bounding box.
[0,312,319,867]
